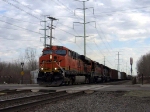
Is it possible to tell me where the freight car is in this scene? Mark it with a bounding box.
[127,75,132,80]
[110,69,128,81]
[120,72,127,80]
[37,45,126,86]
[110,69,118,81]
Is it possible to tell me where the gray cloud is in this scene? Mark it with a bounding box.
[1,0,150,74]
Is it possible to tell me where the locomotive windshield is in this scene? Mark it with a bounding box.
[55,50,66,56]
[43,49,66,56]
[43,50,53,55]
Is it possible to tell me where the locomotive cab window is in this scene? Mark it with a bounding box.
[43,50,53,55]
[73,52,76,59]
[55,50,66,56]
[68,50,71,57]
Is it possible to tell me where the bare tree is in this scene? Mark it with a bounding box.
[0,48,38,84]
[25,48,38,71]
[137,52,150,77]
[0,62,5,73]
[0,61,21,83]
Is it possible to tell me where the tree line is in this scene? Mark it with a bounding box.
[136,52,150,77]
[0,48,38,84]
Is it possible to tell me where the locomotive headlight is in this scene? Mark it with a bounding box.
[41,68,44,70]
[54,68,57,70]
[50,55,52,59]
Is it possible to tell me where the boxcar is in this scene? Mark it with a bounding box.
[121,72,127,80]
[110,69,118,81]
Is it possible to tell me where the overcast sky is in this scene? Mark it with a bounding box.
[1,0,150,75]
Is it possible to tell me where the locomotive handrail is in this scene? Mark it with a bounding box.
[55,61,65,77]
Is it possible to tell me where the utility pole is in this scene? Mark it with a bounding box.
[104,56,105,65]
[47,17,57,46]
[130,57,133,76]
[126,62,127,74]
[118,52,119,71]
[83,1,86,56]
[40,16,48,47]
[116,52,121,71]
[73,0,95,56]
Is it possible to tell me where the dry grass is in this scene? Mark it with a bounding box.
[124,90,150,97]
[137,77,150,84]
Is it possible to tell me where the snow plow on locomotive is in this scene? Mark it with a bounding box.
[37,45,128,86]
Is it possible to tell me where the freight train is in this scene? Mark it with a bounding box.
[37,45,129,86]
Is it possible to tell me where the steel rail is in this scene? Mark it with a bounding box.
[101,80,130,85]
[0,91,83,112]
[0,89,31,95]
[0,91,65,106]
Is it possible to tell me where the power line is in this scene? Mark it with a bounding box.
[83,9,117,65]
[85,5,150,17]
[74,0,95,56]
[77,4,116,67]
[11,0,40,14]
[0,15,40,24]
[0,45,43,53]
[2,0,42,20]
[87,7,114,53]
[50,1,116,67]
[0,20,42,35]
[48,0,114,65]
[54,38,84,53]
[0,27,19,30]
[89,25,114,58]
[54,1,113,63]
[0,37,39,41]
[51,0,82,20]
[56,27,76,36]
[93,40,114,66]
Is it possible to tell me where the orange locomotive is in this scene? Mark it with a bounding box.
[37,45,111,86]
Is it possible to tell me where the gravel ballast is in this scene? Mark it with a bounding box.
[0,92,45,100]
[23,91,150,112]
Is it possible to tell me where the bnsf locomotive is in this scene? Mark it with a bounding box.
[37,45,127,86]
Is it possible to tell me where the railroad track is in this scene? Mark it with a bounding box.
[0,91,84,112]
[101,80,131,85]
[0,89,31,96]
